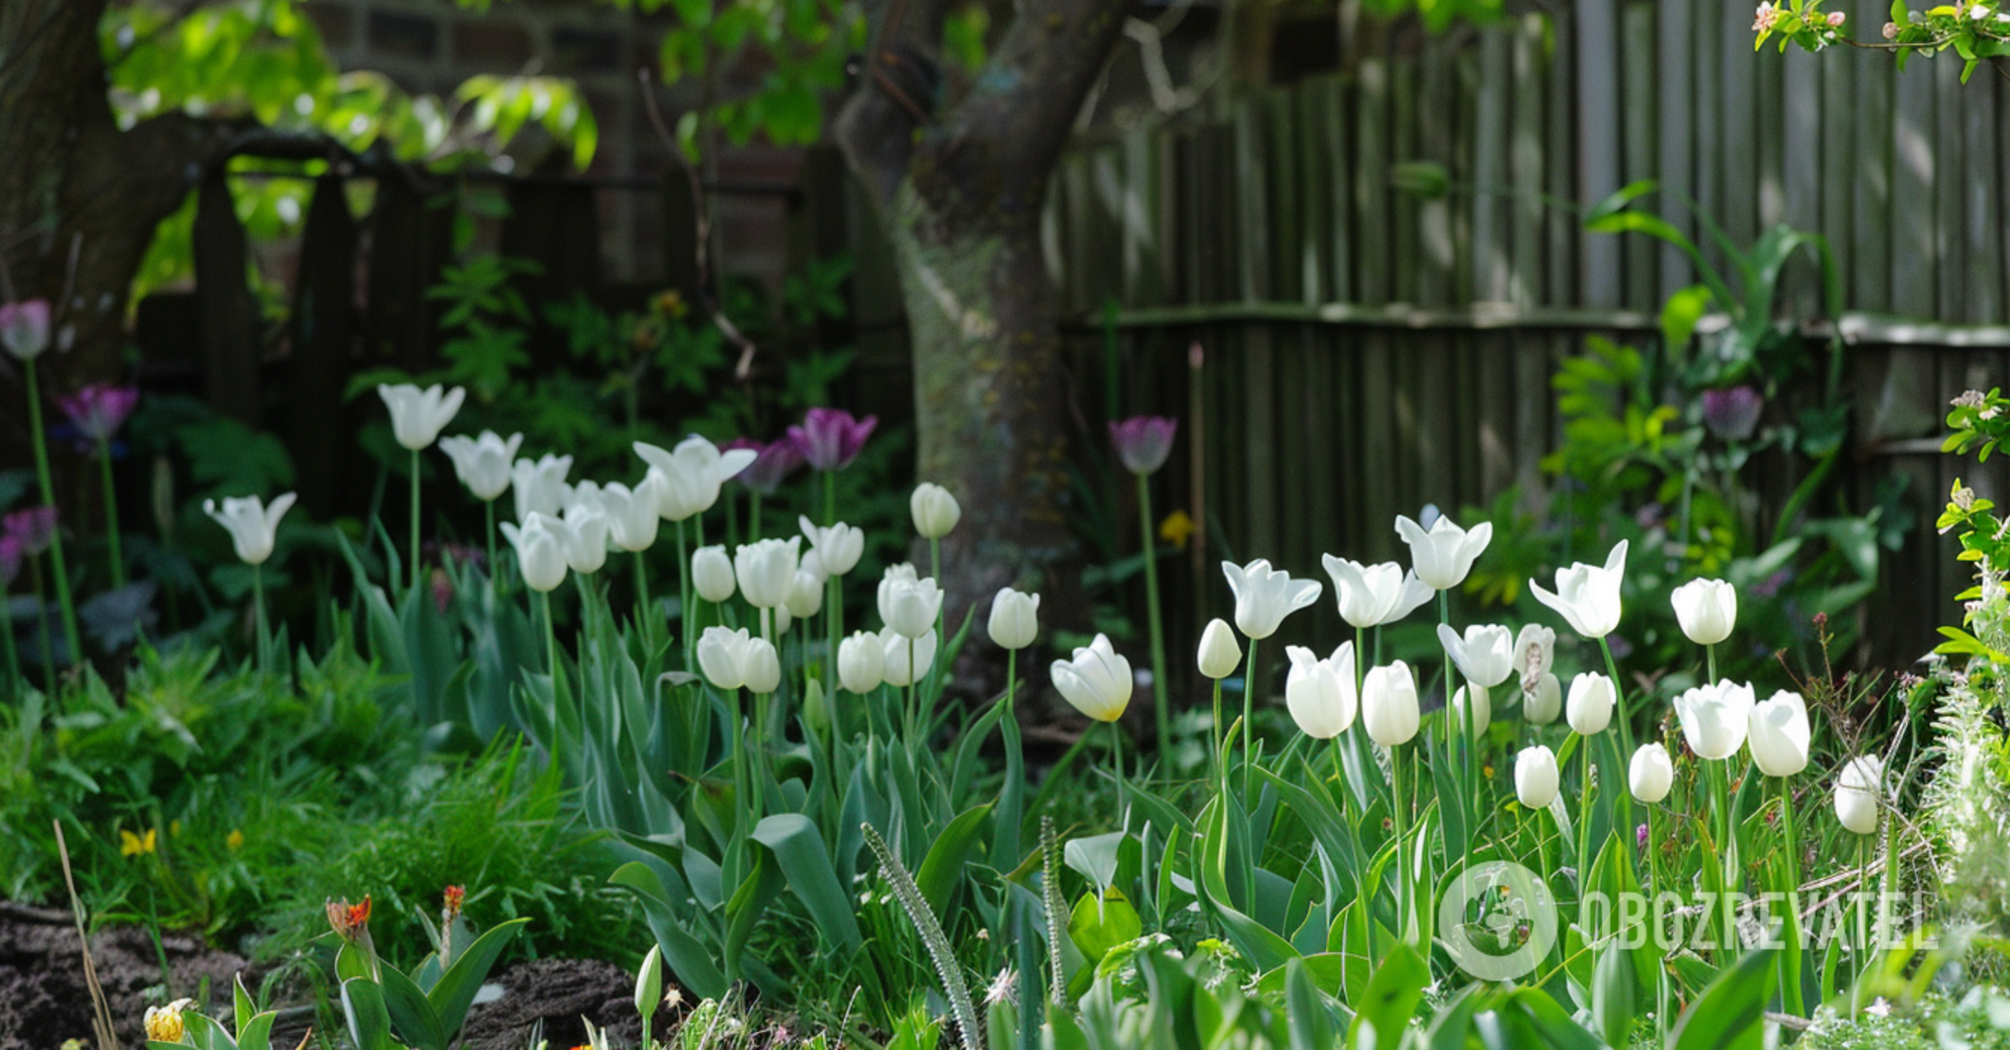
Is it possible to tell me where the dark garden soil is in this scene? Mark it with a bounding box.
[0,912,653,1050]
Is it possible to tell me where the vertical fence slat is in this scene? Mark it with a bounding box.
[1656,0,1695,301]
[1852,0,1893,312]
[1934,57,1967,323]
[1892,60,1938,312]
[1965,74,2001,324]
[1576,0,1621,308]
[1510,14,1546,306]
[1619,1,1658,311]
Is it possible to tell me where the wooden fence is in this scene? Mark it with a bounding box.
[1039,0,2010,670]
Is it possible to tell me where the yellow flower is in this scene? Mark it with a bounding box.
[144,998,195,1041]
[226,828,245,852]
[1158,509,1196,549]
[120,828,157,858]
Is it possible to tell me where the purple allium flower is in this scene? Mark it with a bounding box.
[788,408,877,471]
[1108,415,1179,476]
[734,438,806,494]
[1702,386,1763,442]
[58,384,140,444]
[0,299,51,361]
[3,505,58,557]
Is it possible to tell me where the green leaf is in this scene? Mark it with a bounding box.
[1285,957,1338,1050]
[1346,941,1428,1048]
[425,916,528,1035]
[914,803,994,921]
[339,978,398,1050]
[380,963,449,1050]
[1660,284,1713,353]
[1068,888,1143,964]
[751,813,863,951]
[1669,947,1778,1050]
[610,861,728,1001]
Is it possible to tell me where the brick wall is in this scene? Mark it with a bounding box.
[303,0,806,291]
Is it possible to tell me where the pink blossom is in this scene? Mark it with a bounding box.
[58,385,140,444]
[1883,21,1898,37]
[3,506,59,558]
[788,408,877,472]
[1827,10,1846,26]
[1753,3,1780,31]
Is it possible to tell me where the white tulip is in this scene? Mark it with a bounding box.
[1221,559,1322,639]
[910,483,962,539]
[557,502,610,574]
[1196,618,1243,680]
[1524,672,1562,725]
[877,564,943,639]
[1748,690,1811,777]
[773,603,793,636]
[1437,623,1514,688]
[1530,540,1628,639]
[838,631,886,693]
[1050,633,1132,723]
[742,637,782,694]
[696,626,754,690]
[1394,513,1494,591]
[633,437,758,521]
[1630,743,1675,803]
[500,513,568,593]
[1515,745,1560,809]
[512,454,573,523]
[1362,661,1420,747]
[1319,556,1434,628]
[692,545,736,603]
[1671,578,1738,646]
[438,430,522,502]
[785,568,826,619]
[1673,679,1757,761]
[1511,624,1556,685]
[598,480,661,553]
[378,383,465,450]
[1566,672,1615,736]
[1285,643,1357,739]
[798,516,865,576]
[881,626,939,688]
[734,537,801,609]
[1835,755,1886,835]
[1452,683,1492,737]
[988,588,1040,650]
[203,492,297,566]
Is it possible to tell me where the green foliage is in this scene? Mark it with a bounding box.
[1785,1,2010,82]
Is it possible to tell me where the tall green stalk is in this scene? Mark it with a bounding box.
[1576,737,1595,876]
[927,536,943,703]
[484,501,497,578]
[96,439,123,589]
[1390,742,1411,940]
[1241,637,1260,802]
[676,520,691,667]
[22,359,80,666]
[252,563,268,676]
[633,551,651,630]
[409,448,422,595]
[1441,590,1474,808]
[0,578,19,698]
[540,590,560,749]
[28,559,54,683]
[997,650,1024,866]
[823,470,836,525]
[1136,473,1171,760]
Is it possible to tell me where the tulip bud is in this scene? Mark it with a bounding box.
[1285,643,1357,739]
[0,300,52,361]
[697,626,752,690]
[439,430,524,503]
[1362,661,1420,747]
[838,631,885,693]
[144,998,196,1042]
[1673,679,1757,761]
[910,483,961,539]
[1394,513,1493,591]
[692,545,736,603]
[734,537,801,609]
[636,946,665,1026]
[1451,683,1492,737]
[600,480,662,553]
[557,503,610,574]
[785,568,825,619]
[988,588,1040,650]
[1515,745,1560,809]
[1222,559,1322,639]
[878,566,943,639]
[799,516,865,576]
[1050,634,1132,723]
[1835,755,1885,835]
[1565,673,1614,736]
[742,637,782,694]
[1748,690,1811,777]
[512,454,573,522]
[1196,618,1242,679]
[501,514,568,593]
[1524,672,1562,725]
[881,626,938,688]
[1629,743,1674,803]
[772,603,793,636]
[1671,578,1738,646]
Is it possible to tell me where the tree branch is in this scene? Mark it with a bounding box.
[833,0,955,209]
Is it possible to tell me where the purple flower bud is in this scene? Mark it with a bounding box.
[1702,386,1763,442]
[788,408,877,472]
[1108,415,1179,476]
[3,505,59,557]
[733,437,807,494]
[57,384,140,444]
[1636,823,1649,849]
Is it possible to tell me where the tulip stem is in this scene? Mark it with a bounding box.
[998,649,1023,866]
[827,575,842,686]
[634,551,651,633]
[1577,735,1594,879]
[749,492,762,541]
[730,686,748,832]
[540,589,560,749]
[1711,758,1736,954]
[927,536,943,704]
[676,521,691,668]
[252,563,267,675]
[1647,803,1668,1035]
[1390,742,1411,940]
[1597,635,1635,761]
[823,470,836,526]
[410,448,422,596]
[484,501,497,580]
[97,438,124,590]
[1136,473,1172,761]
[1778,774,1805,1017]
[1705,642,1717,686]
[28,559,54,685]
[1110,719,1128,830]
[1210,678,1224,788]
[1241,637,1260,804]
[0,577,18,699]
[22,360,81,667]
[1442,590,1476,821]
